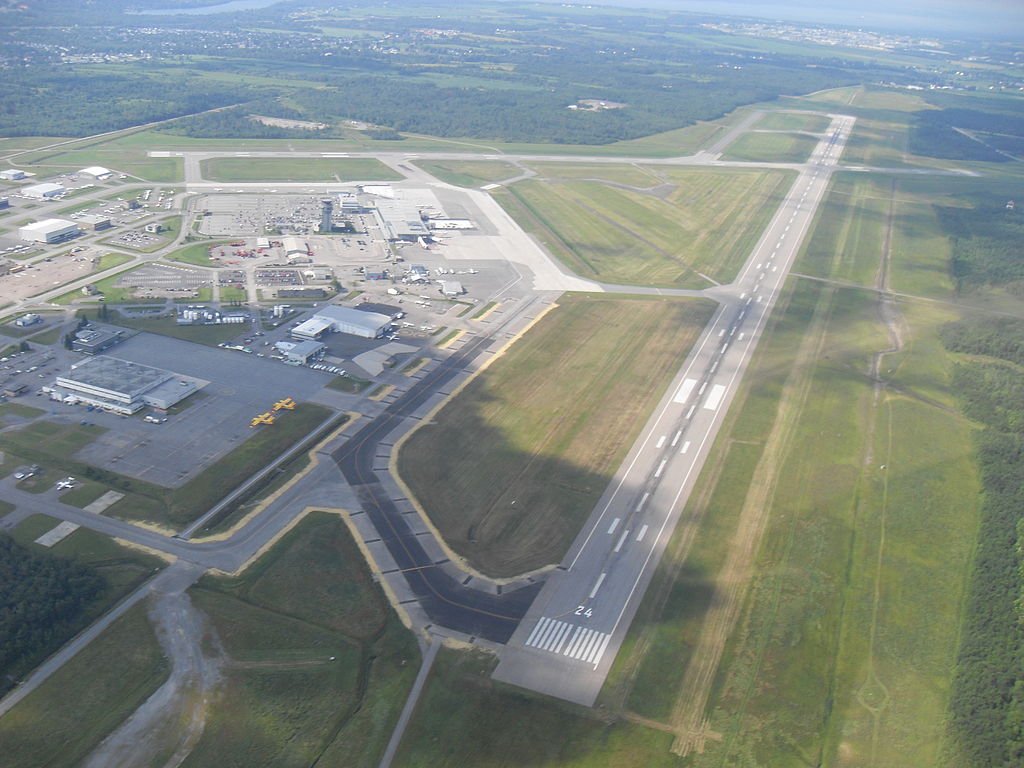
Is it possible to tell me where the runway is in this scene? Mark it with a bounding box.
[492,115,856,704]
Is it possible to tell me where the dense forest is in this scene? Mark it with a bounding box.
[941,318,1024,767]
[0,69,247,137]
[0,535,104,693]
[937,195,1024,293]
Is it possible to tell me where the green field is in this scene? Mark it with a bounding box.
[201,156,402,183]
[398,294,714,577]
[755,111,831,132]
[21,147,183,182]
[183,511,419,767]
[527,162,664,187]
[602,163,997,764]
[413,159,520,187]
[393,647,680,768]
[166,240,227,266]
[720,130,819,163]
[0,602,169,768]
[496,167,792,287]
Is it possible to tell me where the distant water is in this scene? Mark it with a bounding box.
[133,0,281,15]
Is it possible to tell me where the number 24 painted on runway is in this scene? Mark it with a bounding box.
[575,606,593,617]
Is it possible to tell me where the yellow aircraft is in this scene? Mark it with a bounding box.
[249,411,275,427]
[272,397,296,411]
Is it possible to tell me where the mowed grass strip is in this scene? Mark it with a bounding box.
[499,168,792,288]
[720,131,819,163]
[398,294,715,577]
[200,157,401,183]
[185,511,419,768]
[528,162,663,187]
[755,111,831,132]
[392,647,680,768]
[413,160,519,187]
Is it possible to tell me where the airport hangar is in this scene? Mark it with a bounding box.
[292,305,392,340]
[46,356,202,415]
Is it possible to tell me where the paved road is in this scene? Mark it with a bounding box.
[491,115,856,705]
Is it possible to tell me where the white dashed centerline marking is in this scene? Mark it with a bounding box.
[607,517,620,535]
[635,525,648,542]
[589,572,607,599]
[680,440,691,454]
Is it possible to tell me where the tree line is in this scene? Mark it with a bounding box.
[941,317,1024,766]
[0,535,104,694]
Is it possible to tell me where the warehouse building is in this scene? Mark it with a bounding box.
[49,357,202,414]
[440,280,464,296]
[292,304,392,340]
[283,237,308,257]
[22,182,65,200]
[0,169,26,180]
[77,213,112,231]
[78,166,113,180]
[373,200,429,241]
[275,340,326,365]
[71,328,125,355]
[19,218,80,244]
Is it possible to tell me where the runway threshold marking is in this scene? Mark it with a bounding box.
[674,378,698,404]
[524,618,613,667]
[703,384,727,411]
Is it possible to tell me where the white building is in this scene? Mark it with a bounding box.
[440,280,464,296]
[0,169,26,181]
[78,166,113,180]
[22,182,65,199]
[292,305,392,340]
[19,218,80,244]
[50,357,202,415]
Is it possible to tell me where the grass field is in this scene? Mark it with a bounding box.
[166,240,227,266]
[495,168,792,288]
[398,294,715,577]
[413,159,520,186]
[720,131,819,163]
[393,646,680,768]
[21,147,183,182]
[201,157,402,183]
[0,602,168,768]
[755,112,831,132]
[528,162,665,187]
[183,511,419,767]
[601,163,992,764]
[81,308,242,347]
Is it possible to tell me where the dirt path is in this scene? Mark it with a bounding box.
[81,585,226,768]
[668,281,840,756]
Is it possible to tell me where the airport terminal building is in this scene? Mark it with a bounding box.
[47,356,203,414]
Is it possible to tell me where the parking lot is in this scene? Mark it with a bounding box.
[72,333,335,487]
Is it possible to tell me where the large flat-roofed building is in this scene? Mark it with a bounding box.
[373,200,429,241]
[71,327,125,355]
[292,304,391,340]
[50,357,202,414]
[22,182,64,199]
[77,213,112,231]
[0,169,26,180]
[19,218,80,244]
